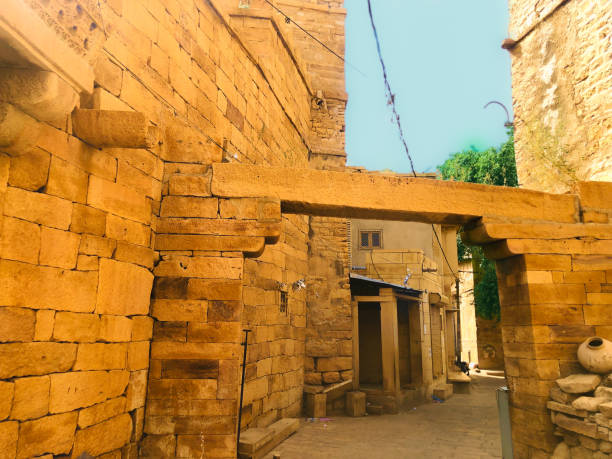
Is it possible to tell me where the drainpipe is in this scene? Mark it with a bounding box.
[455,278,462,360]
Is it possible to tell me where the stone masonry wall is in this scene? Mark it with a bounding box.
[508,0,611,193]
[0,0,344,458]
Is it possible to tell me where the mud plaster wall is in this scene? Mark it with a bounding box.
[508,0,611,193]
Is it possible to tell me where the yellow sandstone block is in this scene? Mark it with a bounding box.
[4,186,72,229]
[99,315,133,342]
[46,156,88,203]
[7,148,50,191]
[77,254,99,271]
[0,381,14,420]
[77,396,127,428]
[0,420,17,459]
[74,343,127,370]
[39,227,80,269]
[150,299,208,322]
[127,341,150,370]
[160,195,218,218]
[70,203,106,236]
[106,214,151,246]
[53,312,100,342]
[147,379,218,400]
[0,307,35,342]
[49,370,129,413]
[34,309,55,341]
[114,241,155,269]
[168,173,212,197]
[0,342,76,378]
[131,316,153,341]
[126,370,148,411]
[16,412,77,458]
[96,258,154,315]
[87,175,151,224]
[10,375,50,420]
[79,234,116,257]
[154,256,242,279]
[72,413,133,458]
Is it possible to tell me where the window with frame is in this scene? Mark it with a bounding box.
[360,230,382,249]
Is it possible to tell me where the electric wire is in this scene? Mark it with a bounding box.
[262,0,367,77]
[366,0,459,281]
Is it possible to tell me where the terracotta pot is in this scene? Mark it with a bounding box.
[577,336,612,374]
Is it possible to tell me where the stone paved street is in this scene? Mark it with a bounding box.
[266,373,504,459]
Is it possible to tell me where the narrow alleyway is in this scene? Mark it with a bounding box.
[266,373,504,459]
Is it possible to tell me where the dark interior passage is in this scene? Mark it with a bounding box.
[358,302,382,386]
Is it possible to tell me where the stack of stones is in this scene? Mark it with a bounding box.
[549,373,612,458]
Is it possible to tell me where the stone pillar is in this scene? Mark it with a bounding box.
[464,182,612,458]
[379,289,399,395]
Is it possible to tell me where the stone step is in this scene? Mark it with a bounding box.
[239,418,300,459]
[433,384,454,401]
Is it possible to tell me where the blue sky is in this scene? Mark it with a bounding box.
[344,0,513,173]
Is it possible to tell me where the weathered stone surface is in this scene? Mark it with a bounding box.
[4,186,71,229]
[87,175,151,224]
[49,370,129,413]
[39,227,80,269]
[0,307,35,342]
[17,412,77,458]
[0,259,97,311]
[7,147,49,191]
[154,256,242,279]
[72,109,155,148]
[126,370,148,411]
[71,203,107,236]
[53,312,100,342]
[74,343,127,370]
[0,420,17,459]
[211,163,579,224]
[0,342,76,378]
[0,216,40,264]
[557,374,602,394]
[99,315,133,342]
[596,387,612,400]
[77,396,126,428]
[0,382,13,420]
[139,434,176,457]
[96,258,153,315]
[11,375,49,420]
[600,402,612,418]
[72,413,132,458]
[552,441,570,459]
[573,396,609,412]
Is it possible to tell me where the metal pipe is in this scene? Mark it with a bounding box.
[236,329,251,458]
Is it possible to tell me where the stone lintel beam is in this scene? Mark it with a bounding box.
[155,235,266,257]
[210,164,579,225]
[0,103,40,155]
[72,109,158,148]
[0,69,78,122]
[462,221,612,245]
[483,238,612,260]
[156,218,281,244]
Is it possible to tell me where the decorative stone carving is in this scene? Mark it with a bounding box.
[578,337,612,374]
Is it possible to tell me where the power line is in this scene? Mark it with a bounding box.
[262,0,367,78]
[366,0,458,281]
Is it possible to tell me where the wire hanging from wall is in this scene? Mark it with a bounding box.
[366,0,459,282]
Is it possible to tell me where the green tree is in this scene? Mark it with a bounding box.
[438,129,517,320]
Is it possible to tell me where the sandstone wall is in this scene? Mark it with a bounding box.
[508,0,611,192]
[0,0,345,457]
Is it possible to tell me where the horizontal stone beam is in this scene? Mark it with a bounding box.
[484,238,612,259]
[72,109,158,148]
[211,164,579,225]
[463,221,612,245]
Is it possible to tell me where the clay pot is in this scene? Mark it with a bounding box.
[577,337,612,374]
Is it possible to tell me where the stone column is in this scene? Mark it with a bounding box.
[464,182,612,458]
[379,289,399,396]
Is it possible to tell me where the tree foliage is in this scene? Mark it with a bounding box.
[439,129,517,320]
